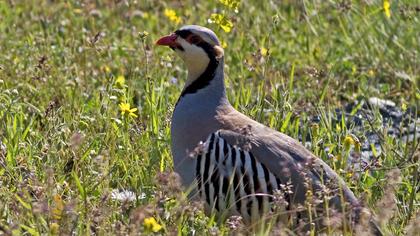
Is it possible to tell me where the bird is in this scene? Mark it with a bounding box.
[156,25,382,235]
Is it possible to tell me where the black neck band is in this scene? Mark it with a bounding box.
[173,30,220,98]
[180,48,219,97]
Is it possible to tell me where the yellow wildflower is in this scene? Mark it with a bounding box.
[221,40,228,49]
[260,47,268,57]
[351,65,357,75]
[115,75,125,87]
[164,8,181,24]
[335,154,341,161]
[401,101,407,112]
[144,217,162,232]
[119,102,138,118]
[52,194,64,220]
[343,135,355,151]
[305,189,313,199]
[219,0,241,12]
[368,69,375,77]
[103,65,111,73]
[139,31,149,39]
[208,13,233,33]
[383,0,391,18]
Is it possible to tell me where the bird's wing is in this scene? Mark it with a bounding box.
[214,128,359,209]
[214,128,383,235]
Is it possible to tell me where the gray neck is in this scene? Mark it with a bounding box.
[171,59,230,186]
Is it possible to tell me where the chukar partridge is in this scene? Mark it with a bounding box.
[156,25,382,235]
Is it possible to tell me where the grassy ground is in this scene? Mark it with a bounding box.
[0,0,419,235]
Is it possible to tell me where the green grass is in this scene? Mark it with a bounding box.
[0,0,419,235]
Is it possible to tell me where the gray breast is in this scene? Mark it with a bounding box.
[195,131,290,222]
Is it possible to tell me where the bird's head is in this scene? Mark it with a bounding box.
[156,25,224,80]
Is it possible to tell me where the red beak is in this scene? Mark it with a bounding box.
[156,34,178,47]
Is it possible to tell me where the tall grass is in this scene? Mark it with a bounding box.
[0,0,418,235]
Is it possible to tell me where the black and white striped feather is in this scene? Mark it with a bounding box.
[195,131,290,222]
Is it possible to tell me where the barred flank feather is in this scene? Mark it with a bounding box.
[195,131,290,222]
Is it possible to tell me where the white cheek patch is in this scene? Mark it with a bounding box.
[178,39,207,58]
[176,38,210,81]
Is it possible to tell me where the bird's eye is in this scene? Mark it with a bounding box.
[189,35,201,44]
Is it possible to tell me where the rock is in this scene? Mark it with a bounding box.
[367,97,403,123]
[368,97,396,108]
[304,97,418,166]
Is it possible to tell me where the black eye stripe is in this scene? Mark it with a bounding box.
[175,29,192,39]
[174,30,216,58]
[175,30,207,47]
[189,35,201,44]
